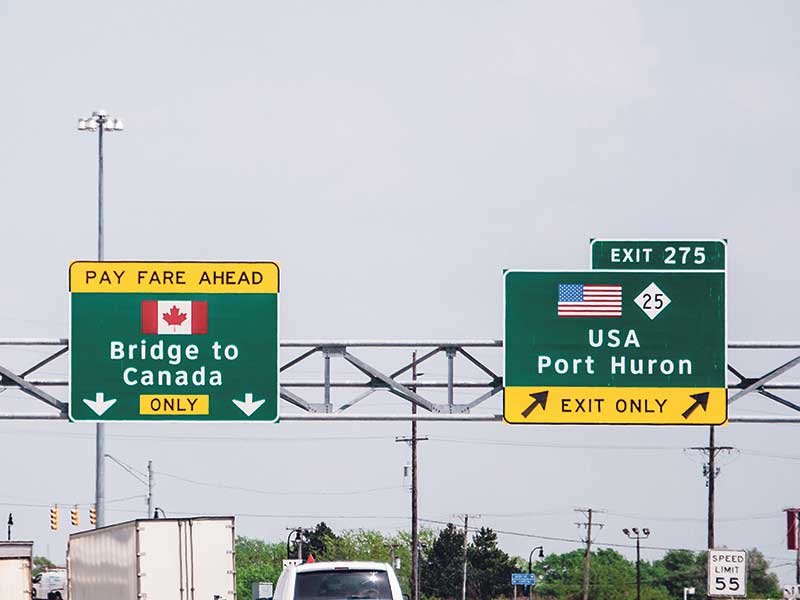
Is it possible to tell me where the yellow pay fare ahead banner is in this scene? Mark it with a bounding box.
[504,387,728,425]
[70,261,280,293]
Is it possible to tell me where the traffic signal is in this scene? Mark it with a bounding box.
[50,506,58,531]
[89,505,96,526]
[71,506,79,527]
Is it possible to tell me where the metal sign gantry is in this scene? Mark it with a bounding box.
[0,338,799,423]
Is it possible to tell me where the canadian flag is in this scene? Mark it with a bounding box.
[141,301,208,335]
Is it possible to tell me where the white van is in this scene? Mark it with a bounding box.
[32,569,66,600]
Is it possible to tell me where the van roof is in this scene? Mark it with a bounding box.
[294,561,390,573]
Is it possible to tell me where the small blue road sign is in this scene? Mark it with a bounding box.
[511,573,536,586]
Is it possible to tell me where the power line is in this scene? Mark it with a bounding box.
[6,427,800,462]
[419,517,691,552]
[430,437,685,451]
[0,494,146,509]
[157,470,405,497]
[606,510,780,523]
[0,429,395,443]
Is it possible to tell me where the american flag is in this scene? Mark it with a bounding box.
[558,284,622,317]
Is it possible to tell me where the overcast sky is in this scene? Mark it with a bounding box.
[2,0,800,581]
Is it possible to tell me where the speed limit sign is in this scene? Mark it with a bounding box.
[708,549,747,597]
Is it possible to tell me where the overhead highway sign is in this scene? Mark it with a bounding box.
[591,239,727,271]
[503,270,726,425]
[69,261,280,422]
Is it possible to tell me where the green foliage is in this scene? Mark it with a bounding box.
[651,548,781,600]
[32,556,56,577]
[234,525,783,600]
[420,524,517,600]
[305,521,338,560]
[422,523,465,600]
[746,548,781,598]
[534,548,671,600]
[654,549,704,599]
[319,527,438,595]
[236,537,286,600]
[466,527,516,600]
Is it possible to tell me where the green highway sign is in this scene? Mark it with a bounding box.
[69,261,280,422]
[503,270,726,425]
[591,239,726,270]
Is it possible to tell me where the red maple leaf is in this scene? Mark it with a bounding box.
[162,305,188,327]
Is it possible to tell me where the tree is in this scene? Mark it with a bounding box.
[422,523,465,600]
[235,537,286,600]
[320,528,414,595]
[32,556,56,577]
[466,527,515,600]
[305,521,338,560]
[746,548,780,598]
[534,548,670,600]
[653,550,705,599]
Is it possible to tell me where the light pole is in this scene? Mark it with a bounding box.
[104,454,152,518]
[623,527,650,600]
[286,527,306,560]
[78,109,124,529]
[527,546,544,599]
[684,587,696,600]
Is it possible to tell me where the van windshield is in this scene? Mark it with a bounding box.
[294,570,392,600]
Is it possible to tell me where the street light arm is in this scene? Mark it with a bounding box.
[528,545,544,572]
[104,454,148,485]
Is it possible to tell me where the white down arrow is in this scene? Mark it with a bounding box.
[83,392,117,416]
[232,393,266,417]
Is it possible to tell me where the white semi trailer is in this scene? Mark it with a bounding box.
[68,517,236,600]
[0,541,33,600]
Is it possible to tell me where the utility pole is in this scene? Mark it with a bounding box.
[689,426,734,550]
[708,427,715,549]
[455,514,479,600]
[576,508,604,600]
[582,510,592,600]
[147,460,154,518]
[396,352,428,600]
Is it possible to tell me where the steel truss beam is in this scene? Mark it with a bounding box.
[0,339,798,422]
